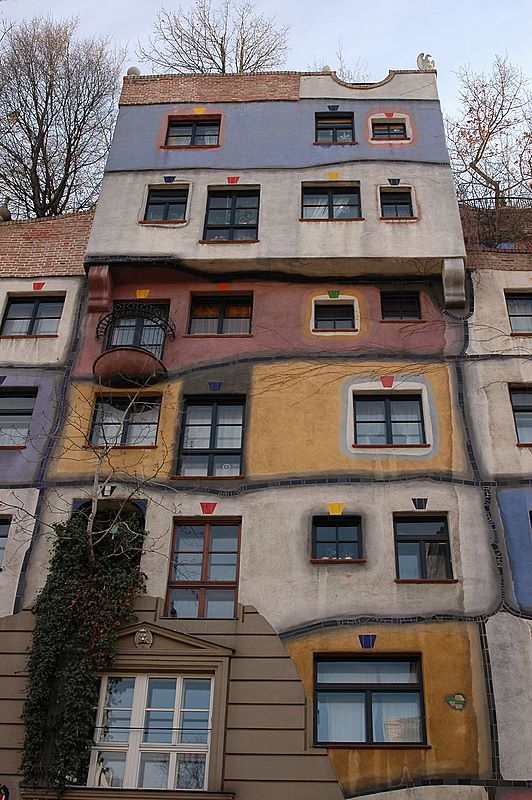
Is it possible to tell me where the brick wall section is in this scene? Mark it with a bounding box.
[0,210,94,278]
[467,250,532,271]
[119,72,302,105]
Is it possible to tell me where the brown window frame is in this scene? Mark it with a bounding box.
[166,518,241,619]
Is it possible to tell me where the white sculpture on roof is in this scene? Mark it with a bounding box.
[417,53,436,71]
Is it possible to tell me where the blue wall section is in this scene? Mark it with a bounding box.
[106,99,449,172]
[498,488,532,612]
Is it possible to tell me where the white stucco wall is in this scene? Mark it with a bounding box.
[468,268,532,356]
[299,71,439,101]
[0,488,39,618]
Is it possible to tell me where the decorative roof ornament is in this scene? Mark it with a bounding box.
[416,53,436,71]
[126,66,141,76]
[134,628,153,649]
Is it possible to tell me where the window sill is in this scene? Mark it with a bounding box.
[82,444,159,450]
[0,445,27,450]
[380,319,425,324]
[380,216,418,222]
[299,217,365,222]
[312,328,358,333]
[510,332,532,337]
[516,443,532,447]
[395,578,458,584]
[313,141,358,146]
[138,220,187,226]
[182,333,253,339]
[370,137,410,142]
[160,144,221,150]
[352,443,431,449]
[310,558,366,565]
[198,239,259,245]
[0,334,59,340]
[317,743,431,750]
[171,475,244,480]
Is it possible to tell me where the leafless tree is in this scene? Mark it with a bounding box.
[446,55,532,205]
[0,16,124,219]
[138,0,289,74]
[309,41,371,83]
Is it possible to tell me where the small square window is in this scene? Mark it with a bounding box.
[302,186,361,220]
[354,395,425,446]
[144,189,188,222]
[506,294,532,334]
[203,190,259,241]
[90,396,161,447]
[394,516,452,579]
[177,399,245,477]
[380,190,414,218]
[314,657,425,745]
[0,518,10,566]
[372,121,408,140]
[315,113,355,143]
[314,304,356,331]
[510,387,532,444]
[312,516,362,561]
[165,118,220,147]
[1,296,64,336]
[381,292,421,320]
[189,296,252,335]
[0,390,37,446]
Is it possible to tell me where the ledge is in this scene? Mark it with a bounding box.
[370,137,410,142]
[182,334,253,339]
[82,444,158,450]
[320,743,431,750]
[0,444,27,450]
[0,334,59,339]
[198,239,259,245]
[138,220,187,226]
[22,789,234,800]
[380,319,426,324]
[313,141,358,146]
[171,475,243,481]
[380,216,418,222]
[352,443,431,449]
[299,217,365,222]
[160,144,221,151]
[395,578,459,584]
[310,558,366,565]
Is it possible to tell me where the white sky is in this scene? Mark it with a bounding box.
[2,0,532,116]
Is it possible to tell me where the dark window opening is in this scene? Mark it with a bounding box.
[90,396,161,447]
[189,296,252,335]
[1,296,64,336]
[372,121,408,140]
[315,114,355,144]
[203,190,259,241]
[0,390,37,446]
[354,395,425,446]
[381,292,421,320]
[394,516,452,579]
[314,304,356,330]
[506,294,532,334]
[144,189,188,222]
[107,304,169,359]
[380,190,414,218]
[312,516,362,560]
[302,186,361,220]
[165,119,220,147]
[0,518,10,565]
[177,399,245,477]
[510,387,532,443]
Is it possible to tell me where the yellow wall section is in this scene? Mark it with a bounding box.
[47,381,181,481]
[284,622,490,795]
[247,360,467,477]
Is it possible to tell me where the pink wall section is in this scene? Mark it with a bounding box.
[75,266,463,377]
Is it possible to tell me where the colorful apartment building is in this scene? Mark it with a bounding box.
[0,65,531,800]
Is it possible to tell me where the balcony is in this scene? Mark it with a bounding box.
[93,302,175,387]
[460,196,532,251]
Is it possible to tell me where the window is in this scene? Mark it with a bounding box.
[0,390,37,446]
[314,304,356,331]
[144,189,188,222]
[203,190,259,241]
[354,395,425,446]
[315,113,355,143]
[189,295,252,335]
[167,520,240,618]
[0,518,9,565]
[107,304,169,358]
[506,294,532,333]
[165,118,220,147]
[90,397,161,447]
[312,516,362,561]
[1,296,64,336]
[372,121,408,140]
[381,292,421,320]
[394,516,452,580]
[177,399,244,477]
[380,190,414,218]
[302,186,361,220]
[510,387,532,443]
[89,675,212,789]
[314,657,424,745]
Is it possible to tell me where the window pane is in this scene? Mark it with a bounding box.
[397,542,422,579]
[138,753,169,789]
[355,422,387,444]
[317,692,365,743]
[395,518,447,537]
[390,399,421,421]
[176,753,206,790]
[425,541,451,578]
[356,399,386,421]
[33,317,60,334]
[510,316,532,333]
[204,588,236,618]
[315,524,337,541]
[211,524,239,550]
[95,752,126,787]
[510,391,532,407]
[0,419,31,446]
[207,208,232,225]
[214,425,242,448]
[183,678,211,710]
[180,711,210,743]
[208,552,237,580]
[143,710,174,743]
[234,208,258,225]
[190,317,219,334]
[391,421,423,444]
[178,455,209,476]
[1,318,30,335]
[147,678,176,709]
[168,587,200,618]
[183,425,212,449]
[515,411,532,442]
[317,660,418,684]
[186,405,213,425]
[233,228,257,240]
[212,455,241,476]
[338,541,360,559]
[372,692,422,742]
[175,525,204,551]
[173,552,203,581]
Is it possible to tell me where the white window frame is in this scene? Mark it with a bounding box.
[310,294,360,337]
[88,674,214,790]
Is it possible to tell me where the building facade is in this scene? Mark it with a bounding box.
[0,66,531,800]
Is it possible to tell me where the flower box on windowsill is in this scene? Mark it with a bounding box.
[310,558,366,565]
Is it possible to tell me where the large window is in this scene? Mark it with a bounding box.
[315,657,424,745]
[203,190,259,241]
[177,399,245,477]
[107,304,169,359]
[506,294,532,333]
[312,516,362,561]
[144,189,188,222]
[89,675,212,789]
[1,296,64,336]
[0,390,37,446]
[371,121,407,140]
[315,113,355,143]
[394,516,452,580]
[90,397,161,447]
[0,518,10,565]
[511,387,532,443]
[380,292,421,320]
[167,520,240,619]
[188,296,252,335]
[302,186,361,220]
[380,190,414,218]
[165,118,220,147]
[354,395,425,446]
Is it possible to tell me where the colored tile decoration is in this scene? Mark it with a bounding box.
[412,497,428,510]
[327,290,340,299]
[327,171,340,180]
[327,502,344,516]
[327,104,339,112]
[100,484,117,497]
[358,633,377,649]
[388,178,401,186]
[446,693,466,710]
[163,175,176,183]
[380,375,394,388]
[0,377,5,385]
[217,283,230,290]
[209,381,222,392]
[193,107,206,114]
[227,176,240,184]
[136,289,150,299]
[200,502,217,515]
[384,111,395,118]
[32,282,45,291]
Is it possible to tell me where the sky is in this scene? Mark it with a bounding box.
[1,0,532,117]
